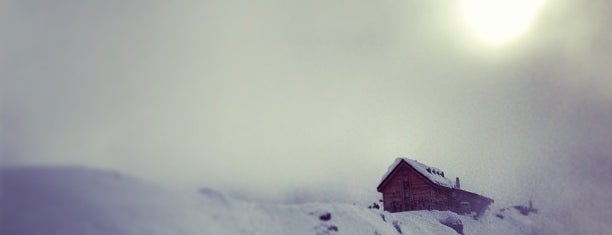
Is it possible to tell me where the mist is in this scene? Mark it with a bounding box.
[1,0,611,233]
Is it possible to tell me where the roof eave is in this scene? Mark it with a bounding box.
[453,188,495,203]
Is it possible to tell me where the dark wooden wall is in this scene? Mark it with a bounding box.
[450,190,492,216]
[381,163,451,213]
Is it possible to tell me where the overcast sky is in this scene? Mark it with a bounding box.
[1,0,611,232]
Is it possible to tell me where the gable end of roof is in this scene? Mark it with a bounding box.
[377,159,453,192]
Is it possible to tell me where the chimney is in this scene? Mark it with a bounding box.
[455,177,460,189]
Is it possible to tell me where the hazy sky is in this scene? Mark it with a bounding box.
[1,0,611,231]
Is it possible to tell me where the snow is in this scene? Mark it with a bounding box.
[0,166,563,235]
[380,157,455,188]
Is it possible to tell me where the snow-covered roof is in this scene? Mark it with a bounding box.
[379,157,456,189]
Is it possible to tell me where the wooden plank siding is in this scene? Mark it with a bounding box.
[380,162,452,213]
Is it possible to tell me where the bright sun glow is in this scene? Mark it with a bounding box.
[459,0,547,45]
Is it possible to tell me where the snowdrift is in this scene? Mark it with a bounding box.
[0,166,561,235]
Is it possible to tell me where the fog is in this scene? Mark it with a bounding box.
[1,0,610,232]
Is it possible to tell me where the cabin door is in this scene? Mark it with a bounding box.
[402,179,411,210]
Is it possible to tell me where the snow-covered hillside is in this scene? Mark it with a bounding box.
[0,166,563,235]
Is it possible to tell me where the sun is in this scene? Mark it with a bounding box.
[459,0,548,45]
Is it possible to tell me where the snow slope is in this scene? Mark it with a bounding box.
[0,166,562,235]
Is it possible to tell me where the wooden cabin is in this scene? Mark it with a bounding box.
[377,158,493,216]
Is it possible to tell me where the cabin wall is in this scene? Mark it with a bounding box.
[450,191,492,216]
[381,163,451,213]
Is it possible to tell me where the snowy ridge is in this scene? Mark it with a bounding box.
[380,157,455,188]
[1,166,562,235]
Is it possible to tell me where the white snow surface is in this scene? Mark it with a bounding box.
[1,166,564,235]
[380,157,455,188]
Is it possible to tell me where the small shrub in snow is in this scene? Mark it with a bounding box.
[313,212,337,235]
[314,224,338,235]
[319,212,332,221]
